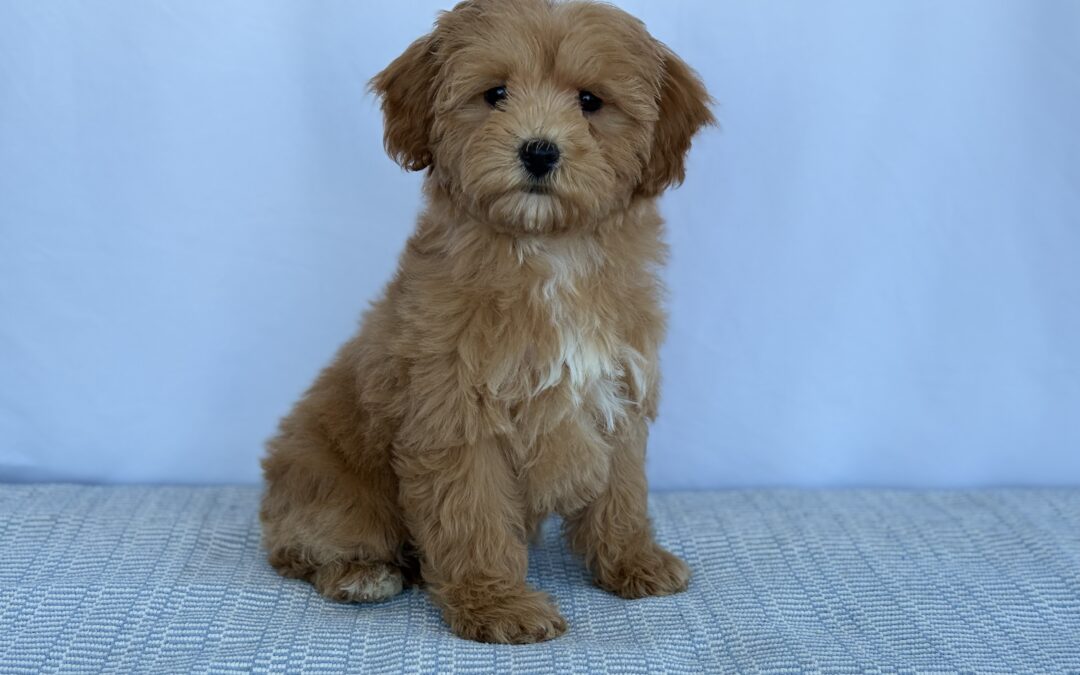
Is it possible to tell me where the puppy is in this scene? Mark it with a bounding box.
[260,0,713,644]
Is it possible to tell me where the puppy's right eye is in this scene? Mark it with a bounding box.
[483,86,508,108]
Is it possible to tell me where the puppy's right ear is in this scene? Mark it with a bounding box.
[369,35,439,171]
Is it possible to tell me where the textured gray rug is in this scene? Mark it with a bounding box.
[1,485,1078,673]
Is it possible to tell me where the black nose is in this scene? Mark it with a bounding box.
[519,139,560,178]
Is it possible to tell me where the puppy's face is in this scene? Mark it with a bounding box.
[372,0,713,234]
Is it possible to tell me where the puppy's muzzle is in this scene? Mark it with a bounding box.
[519,139,560,179]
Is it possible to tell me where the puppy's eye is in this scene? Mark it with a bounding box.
[579,90,603,113]
[484,86,508,108]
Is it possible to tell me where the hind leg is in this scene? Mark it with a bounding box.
[261,427,410,603]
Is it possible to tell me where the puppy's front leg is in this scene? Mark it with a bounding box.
[564,416,690,598]
[396,437,567,643]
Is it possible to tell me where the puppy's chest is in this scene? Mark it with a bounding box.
[527,318,635,420]
[471,250,654,513]
[488,285,648,436]
[499,299,643,513]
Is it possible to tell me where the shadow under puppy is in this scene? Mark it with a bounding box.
[261,0,713,644]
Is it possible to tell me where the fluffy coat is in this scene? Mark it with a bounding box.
[260,0,713,643]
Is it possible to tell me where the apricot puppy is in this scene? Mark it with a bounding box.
[260,0,713,644]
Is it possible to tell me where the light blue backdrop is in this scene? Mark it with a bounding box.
[1,1,1078,488]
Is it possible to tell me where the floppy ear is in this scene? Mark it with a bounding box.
[369,35,439,171]
[638,46,715,197]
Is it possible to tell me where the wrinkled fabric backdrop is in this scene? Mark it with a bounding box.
[1,1,1078,488]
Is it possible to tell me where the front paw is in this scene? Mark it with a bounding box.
[596,544,690,599]
[441,585,568,644]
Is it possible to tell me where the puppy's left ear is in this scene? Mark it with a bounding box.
[638,46,715,197]
[370,35,439,171]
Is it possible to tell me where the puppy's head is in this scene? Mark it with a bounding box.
[371,0,714,234]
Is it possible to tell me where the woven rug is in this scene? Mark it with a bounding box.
[1,485,1078,673]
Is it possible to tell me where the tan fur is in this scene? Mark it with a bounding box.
[261,0,713,644]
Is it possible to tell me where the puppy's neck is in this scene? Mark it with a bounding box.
[409,183,666,300]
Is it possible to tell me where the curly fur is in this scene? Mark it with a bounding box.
[260,0,713,644]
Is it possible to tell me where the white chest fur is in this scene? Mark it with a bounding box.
[516,237,649,432]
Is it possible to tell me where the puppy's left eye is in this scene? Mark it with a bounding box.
[579,90,603,113]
